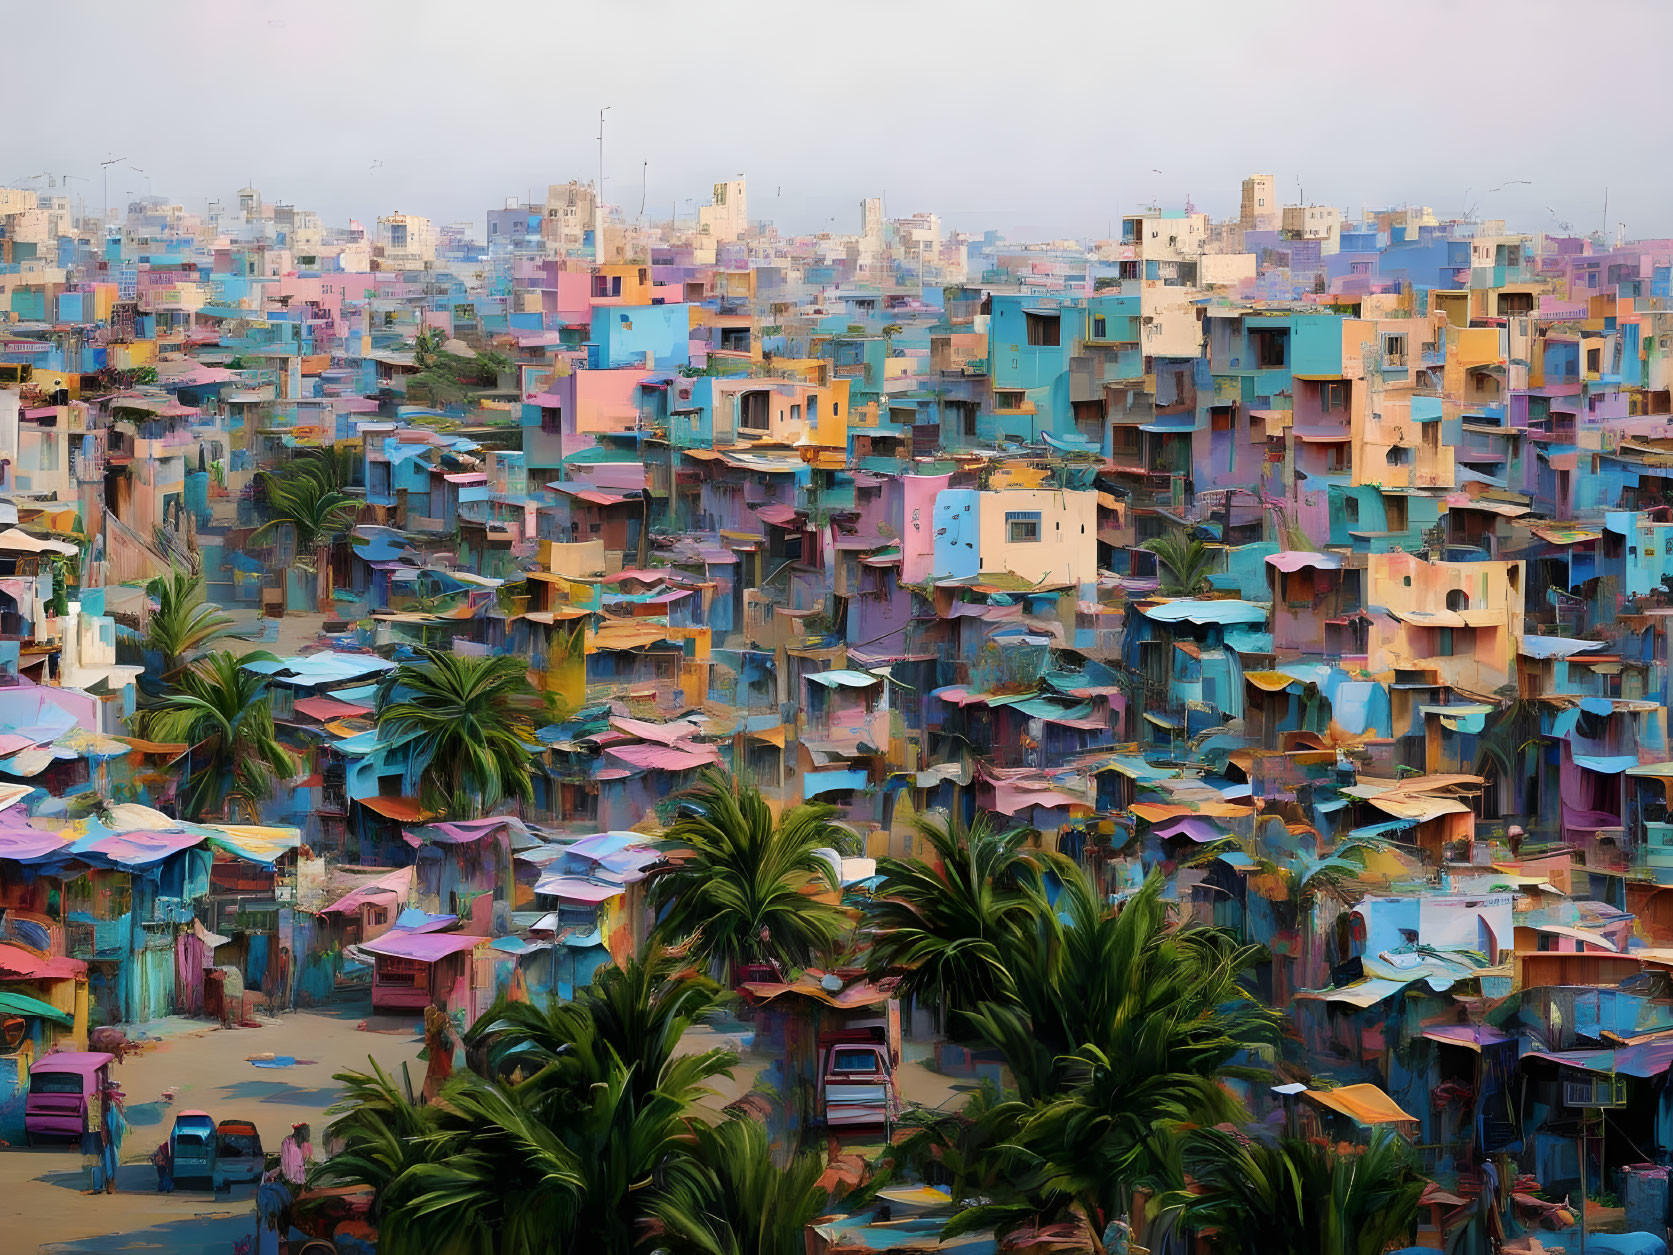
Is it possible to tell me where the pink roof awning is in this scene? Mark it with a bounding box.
[0,943,86,979]
[361,931,484,963]
[320,867,413,916]
[605,742,721,772]
[608,716,699,746]
[293,696,373,721]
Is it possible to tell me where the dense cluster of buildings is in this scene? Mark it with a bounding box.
[4,168,1673,1239]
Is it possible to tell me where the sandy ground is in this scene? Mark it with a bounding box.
[10,1001,976,1252]
[6,1004,425,1254]
[221,610,335,659]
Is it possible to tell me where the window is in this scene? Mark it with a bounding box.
[995,391,1025,410]
[1006,511,1041,543]
[1092,316,1107,339]
[1386,445,1411,467]
[1322,382,1348,412]
[1587,346,1602,373]
[1446,589,1470,611]
[1250,329,1288,368]
[1344,496,1360,522]
[1025,312,1061,346]
[1383,334,1407,367]
[739,391,770,431]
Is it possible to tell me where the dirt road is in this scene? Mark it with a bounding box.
[7,1004,425,1254]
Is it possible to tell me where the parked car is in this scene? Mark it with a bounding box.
[818,1029,897,1129]
[213,1119,264,1189]
[170,1111,218,1187]
[24,1052,115,1146]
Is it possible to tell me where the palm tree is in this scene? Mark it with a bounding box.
[864,810,1058,1038]
[376,649,551,818]
[142,568,240,679]
[1474,689,1547,818]
[134,651,298,819]
[955,870,1281,1250]
[249,462,360,558]
[464,953,738,1255]
[1141,529,1217,596]
[649,769,849,983]
[315,1063,583,1255]
[329,951,745,1255]
[465,949,734,1115]
[650,1118,828,1255]
[1164,1125,1424,1255]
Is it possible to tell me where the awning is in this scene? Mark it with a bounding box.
[1294,977,1410,1008]
[1266,551,1343,572]
[292,695,373,722]
[360,931,485,963]
[806,670,880,689]
[534,875,627,904]
[1421,1024,1511,1052]
[0,991,71,1024]
[1303,1083,1418,1126]
[1528,922,1618,951]
[1524,1042,1673,1079]
[355,795,429,822]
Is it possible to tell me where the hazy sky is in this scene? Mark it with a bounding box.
[5,0,1669,242]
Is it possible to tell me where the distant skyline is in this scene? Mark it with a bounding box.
[3,0,1668,243]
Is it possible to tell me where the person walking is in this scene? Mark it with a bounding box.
[151,1139,174,1193]
[279,1123,312,1187]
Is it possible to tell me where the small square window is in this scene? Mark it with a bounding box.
[1005,511,1041,543]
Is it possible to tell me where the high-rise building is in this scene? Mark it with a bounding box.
[698,178,748,242]
[1240,174,1277,231]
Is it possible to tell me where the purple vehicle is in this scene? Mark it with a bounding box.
[24,1052,115,1145]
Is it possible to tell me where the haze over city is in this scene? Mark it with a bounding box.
[6,0,1670,241]
[10,2,1673,1253]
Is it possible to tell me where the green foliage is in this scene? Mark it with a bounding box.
[324,951,826,1255]
[133,651,298,820]
[649,769,850,983]
[144,567,239,676]
[1161,1125,1424,1255]
[314,1061,584,1255]
[376,649,551,818]
[408,328,509,407]
[250,451,360,556]
[1140,529,1218,596]
[649,1119,827,1255]
[857,852,1280,1244]
[1475,695,1547,800]
[864,810,1058,1038]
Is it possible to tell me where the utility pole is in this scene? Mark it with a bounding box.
[99,156,127,227]
[596,106,610,259]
